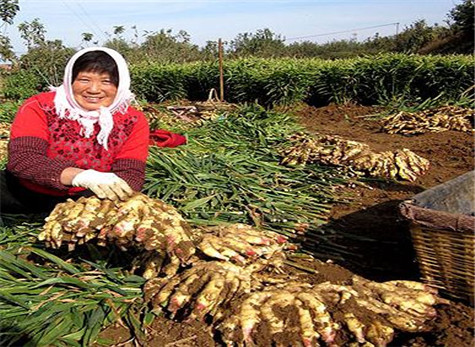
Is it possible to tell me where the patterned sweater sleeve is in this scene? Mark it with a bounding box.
[7,96,76,191]
[111,110,150,191]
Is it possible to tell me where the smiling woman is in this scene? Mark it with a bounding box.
[71,51,119,111]
[72,70,118,111]
[0,47,150,220]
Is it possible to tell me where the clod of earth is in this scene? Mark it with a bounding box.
[39,194,449,346]
[280,133,430,181]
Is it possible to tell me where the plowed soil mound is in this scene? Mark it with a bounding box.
[100,103,474,346]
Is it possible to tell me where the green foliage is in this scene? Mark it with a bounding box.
[447,0,474,35]
[99,22,465,63]
[310,54,475,105]
[13,18,75,86]
[202,58,311,106]
[0,0,19,25]
[131,54,475,107]
[0,242,145,347]
[0,99,21,122]
[393,20,437,53]
[428,0,475,54]
[0,1,472,73]
[104,37,136,59]
[222,59,271,104]
[182,61,221,100]
[104,28,203,65]
[138,29,202,63]
[112,25,125,36]
[2,69,42,100]
[286,39,367,60]
[309,61,356,105]
[81,32,93,43]
[0,34,14,62]
[0,0,19,63]
[130,63,187,102]
[17,18,46,49]
[144,104,341,231]
[264,63,312,106]
[0,1,472,104]
[19,40,75,86]
[229,28,286,58]
[3,52,473,107]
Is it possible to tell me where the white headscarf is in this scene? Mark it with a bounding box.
[52,47,134,150]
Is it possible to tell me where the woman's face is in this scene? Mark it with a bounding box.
[72,71,118,111]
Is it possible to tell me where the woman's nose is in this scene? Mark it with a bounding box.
[87,81,101,93]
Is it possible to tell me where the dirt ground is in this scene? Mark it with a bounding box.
[100,103,474,346]
[295,103,474,281]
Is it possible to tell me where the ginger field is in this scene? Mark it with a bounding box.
[0,102,473,347]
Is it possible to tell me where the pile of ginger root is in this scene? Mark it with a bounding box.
[280,133,430,182]
[38,193,449,346]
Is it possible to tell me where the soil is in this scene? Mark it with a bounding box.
[99,103,474,346]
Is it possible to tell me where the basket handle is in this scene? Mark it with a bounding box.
[207,88,220,103]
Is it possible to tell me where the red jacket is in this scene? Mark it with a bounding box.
[7,91,149,196]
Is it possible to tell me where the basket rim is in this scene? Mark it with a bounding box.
[399,201,474,234]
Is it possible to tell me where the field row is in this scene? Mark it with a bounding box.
[2,54,473,107]
[130,53,474,106]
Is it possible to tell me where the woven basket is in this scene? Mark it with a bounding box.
[399,171,475,304]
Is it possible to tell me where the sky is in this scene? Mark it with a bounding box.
[4,0,461,55]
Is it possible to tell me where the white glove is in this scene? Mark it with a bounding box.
[71,169,133,201]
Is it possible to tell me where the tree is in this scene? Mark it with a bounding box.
[0,0,19,63]
[200,40,219,61]
[104,37,134,58]
[113,25,125,36]
[393,20,436,53]
[81,32,93,44]
[18,18,46,49]
[19,39,75,86]
[229,28,286,57]
[16,18,74,85]
[420,0,474,54]
[0,0,19,25]
[447,0,474,35]
[0,34,14,61]
[138,29,201,63]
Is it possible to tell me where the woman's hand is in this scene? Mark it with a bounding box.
[71,169,133,200]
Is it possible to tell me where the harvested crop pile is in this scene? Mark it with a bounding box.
[381,105,474,135]
[280,133,430,181]
[39,193,195,278]
[216,276,447,346]
[140,96,237,129]
[141,103,220,128]
[38,194,450,347]
[0,122,10,161]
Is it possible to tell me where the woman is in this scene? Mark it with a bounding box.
[1,47,150,216]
